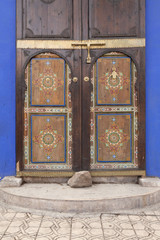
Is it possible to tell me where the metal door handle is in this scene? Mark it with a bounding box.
[72,42,106,64]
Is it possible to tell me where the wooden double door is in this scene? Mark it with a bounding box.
[16,0,145,177]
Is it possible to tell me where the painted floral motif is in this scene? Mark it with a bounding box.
[99,65,129,101]
[24,55,72,170]
[90,55,138,169]
[33,123,64,155]
[32,68,64,104]
[99,120,129,154]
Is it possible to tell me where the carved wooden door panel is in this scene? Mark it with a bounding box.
[89,53,139,171]
[80,0,145,175]
[23,53,73,171]
[16,0,145,177]
[16,0,82,177]
[22,0,73,39]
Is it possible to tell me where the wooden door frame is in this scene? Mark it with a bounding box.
[16,0,146,177]
[16,46,146,177]
[80,0,146,175]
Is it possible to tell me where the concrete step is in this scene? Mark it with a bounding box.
[0,183,160,213]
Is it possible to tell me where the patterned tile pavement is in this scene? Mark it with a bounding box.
[1,203,160,239]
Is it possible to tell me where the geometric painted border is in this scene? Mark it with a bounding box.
[96,56,132,106]
[30,58,66,107]
[30,114,66,164]
[96,113,132,163]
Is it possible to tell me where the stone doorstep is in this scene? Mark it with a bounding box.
[0,175,160,213]
[139,177,160,187]
[0,183,160,213]
[1,175,160,188]
[0,176,23,188]
[23,176,138,184]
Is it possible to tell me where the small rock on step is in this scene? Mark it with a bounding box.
[68,171,92,188]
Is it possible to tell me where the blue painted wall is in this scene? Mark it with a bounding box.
[0,0,159,178]
[146,0,160,177]
[0,0,16,179]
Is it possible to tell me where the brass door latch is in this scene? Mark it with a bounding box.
[72,42,106,64]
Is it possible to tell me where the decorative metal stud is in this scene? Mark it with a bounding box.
[84,76,89,82]
[73,77,78,83]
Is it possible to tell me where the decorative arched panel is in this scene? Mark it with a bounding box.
[23,53,72,171]
[90,52,138,169]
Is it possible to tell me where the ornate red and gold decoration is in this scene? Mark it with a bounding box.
[97,56,131,105]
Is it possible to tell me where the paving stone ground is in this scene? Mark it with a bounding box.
[1,201,160,240]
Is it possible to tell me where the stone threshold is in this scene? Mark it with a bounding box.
[0,182,160,213]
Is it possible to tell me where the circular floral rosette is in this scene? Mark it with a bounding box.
[99,121,129,153]
[32,68,64,103]
[99,66,129,95]
[33,124,64,154]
